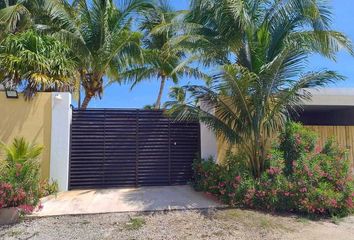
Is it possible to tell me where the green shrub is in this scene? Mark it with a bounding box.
[193,122,354,217]
[0,138,57,213]
[39,179,59,198]
[279,122,317,175]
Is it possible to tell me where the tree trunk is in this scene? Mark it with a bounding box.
[78,71,84,109]
[155,76,166,109]
[78,86,82,109]
[81,94,93,109]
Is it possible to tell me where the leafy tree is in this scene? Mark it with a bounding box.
[168,0,352,178]
[0,0,32,37]
[0,0,77,38]
[1,0,148,108]
[0,0,82,97]
[119,0,209,109]
[0,30,77,98]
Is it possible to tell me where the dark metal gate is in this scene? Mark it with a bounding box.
[69,109,200,189]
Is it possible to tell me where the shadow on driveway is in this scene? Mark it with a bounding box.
[32,185,225,217]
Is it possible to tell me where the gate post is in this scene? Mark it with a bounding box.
[199,102,218,161]
[49,92,72,191]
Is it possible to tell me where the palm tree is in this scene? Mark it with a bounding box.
[0,0,32,36]
[1,0,148,108]
[119,1,210,109]
[0,137,43,207]
[0,30,77,98]
[0,0,77,37]
[0,137,43,183]
[0,0,82,97]
[168,0,353,178]
[61,0,150,109]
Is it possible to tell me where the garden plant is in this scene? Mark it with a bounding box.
[0,138,57,214]
[193,122,354,217]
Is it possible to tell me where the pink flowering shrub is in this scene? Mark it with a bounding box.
[279,122,317,175]
[0,138,57,214]
[193,122,354,217]
[0,183,35,213]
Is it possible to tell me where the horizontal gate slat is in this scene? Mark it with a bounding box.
[69,109,200,189]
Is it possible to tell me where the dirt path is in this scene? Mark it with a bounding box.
[0,209,353,240]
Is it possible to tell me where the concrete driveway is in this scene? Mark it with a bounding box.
[32,185,224,217]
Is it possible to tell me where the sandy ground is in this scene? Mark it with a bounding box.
[0,209,353,240]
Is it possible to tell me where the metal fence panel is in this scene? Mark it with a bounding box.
[69,109,200,189]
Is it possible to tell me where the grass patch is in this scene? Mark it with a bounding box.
[6,230,23,237]
[124,217,146,231]
[78,220,90,225]
[296,217,311,224]
[331,216,343,225]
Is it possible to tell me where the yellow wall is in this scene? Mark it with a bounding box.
[0,92,52,179]
[306,126,354,166]
[217,138,235,164]
[217,126,354,166]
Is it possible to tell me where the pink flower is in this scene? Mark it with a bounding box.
[329,199,338,208]
[219,182,226,187]
[1,183,12,190]
[300,187,307,193]
[346,197,353,209]
[315,145,322,154]
[18,204,34,214]
[267,167,281,175]
[234,176,241,183]
[37,203,43,211]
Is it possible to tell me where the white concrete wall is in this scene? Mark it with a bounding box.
[199,102,218,161]
[200,123,218,160]
[50,92,72,191]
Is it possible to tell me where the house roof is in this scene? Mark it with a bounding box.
[301,88,354,106]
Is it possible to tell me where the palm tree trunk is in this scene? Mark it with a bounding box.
[78,70,84,109]
[81,94,92,109]
[78,88,81,109]
[155,76,166,109]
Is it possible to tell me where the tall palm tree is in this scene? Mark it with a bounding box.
[64,0,149,109]
[0,0,82,97]
[0,30,77,98]
[168,0,353,178]
[1,0,149,108]
[118,1,210,109]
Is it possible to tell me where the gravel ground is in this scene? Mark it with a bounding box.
[1,209,353,240]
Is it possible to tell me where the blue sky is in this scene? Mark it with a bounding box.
[87,0,354,108]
